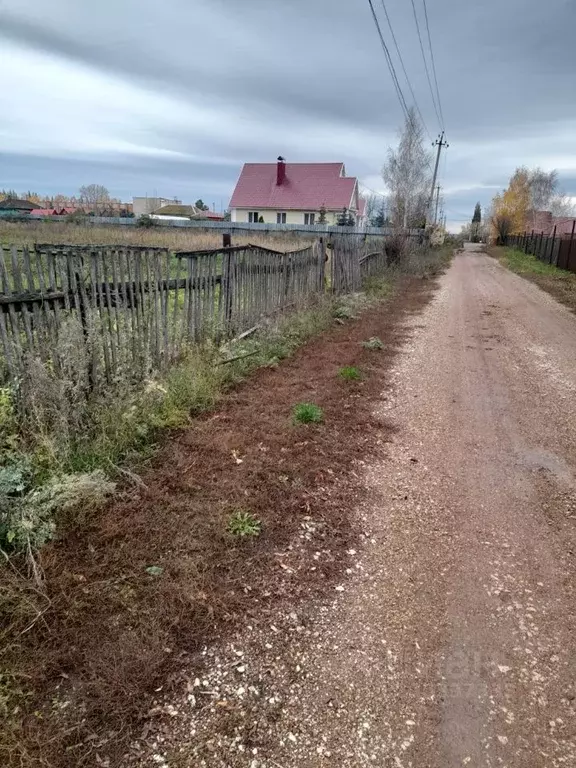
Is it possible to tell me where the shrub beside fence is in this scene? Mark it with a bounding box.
[505,226,576,273]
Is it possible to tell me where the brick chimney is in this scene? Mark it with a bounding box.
[276,156,286,186]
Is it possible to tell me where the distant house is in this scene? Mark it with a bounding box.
[197,210,225,221]
[152,204,197,218]
[229,157,363,226]
[30,207,87,217]
[0,198,36,216]
[133,196,181,217]
[58,207,85,216]
[527,210,576,237]
[151,205,225,221]
[30,208,58,217]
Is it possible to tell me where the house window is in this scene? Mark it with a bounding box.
[276,212,286,224]
[248,211,260,223]
[304,213,315,225]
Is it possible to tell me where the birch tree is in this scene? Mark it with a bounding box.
[79,184,111,214]
[382,107,432,228]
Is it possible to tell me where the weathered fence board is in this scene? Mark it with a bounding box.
[331,235,363,294]
[0,235,409,408]
[360,250,389,280]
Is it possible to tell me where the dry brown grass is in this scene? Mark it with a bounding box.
[0,220,313,252]
[0,273,442,768]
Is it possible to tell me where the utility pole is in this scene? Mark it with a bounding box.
[426,132,448,227]
[434,185,441,226]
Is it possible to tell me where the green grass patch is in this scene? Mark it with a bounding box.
[292,402,324,425]
[492,245,576,313]
[497,246,566,276]
[332,303,355,320]
[363,276,395,297]
[338,365,362,381]
[227,509,262,537]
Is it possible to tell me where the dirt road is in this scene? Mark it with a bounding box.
[135,248,576,767]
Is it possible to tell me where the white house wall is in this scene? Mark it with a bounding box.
[231,209,346,225]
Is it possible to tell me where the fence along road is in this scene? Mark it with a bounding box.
[20,213,425,238]
[506,225,576,273]
[0,235,407,409]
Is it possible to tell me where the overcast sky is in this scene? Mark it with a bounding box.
[1,0,575,231]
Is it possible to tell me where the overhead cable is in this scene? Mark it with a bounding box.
[409,0,442,130]
[378,0,432,141]
[422,0,445,130]
[366,0,410,120]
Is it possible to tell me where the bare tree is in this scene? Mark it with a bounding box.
[382,107,432,229]
[362,193,388,226]
[549,193,576,219]
[79,184,111,214]
[526,168,575,225]
[528,168,558,213]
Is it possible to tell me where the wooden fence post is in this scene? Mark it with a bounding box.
[222,241,234,334]
[70,253,96,392]
[318,237,326,292]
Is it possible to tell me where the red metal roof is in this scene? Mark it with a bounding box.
[30,208,57,216]
[553,217,576,235]
[229,162,358,211]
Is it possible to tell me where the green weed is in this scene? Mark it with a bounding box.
[363,276,394,297]
[332,303,355,320]
[338,366,362,381]
[292,402,324,424]
[227,510,262,537]
[498,247,569,276]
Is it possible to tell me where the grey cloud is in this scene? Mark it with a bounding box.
[1,0,575,229]
[4,0,574,138]
[0,152,235,206]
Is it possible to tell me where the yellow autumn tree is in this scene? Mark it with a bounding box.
[492,167,531,238]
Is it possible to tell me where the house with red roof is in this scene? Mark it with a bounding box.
[29,208,59,217]
[229,157,364,226]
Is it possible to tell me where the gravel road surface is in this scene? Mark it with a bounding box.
[136,247,576,767]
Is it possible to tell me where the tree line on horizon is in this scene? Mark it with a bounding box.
[0,185,215,217]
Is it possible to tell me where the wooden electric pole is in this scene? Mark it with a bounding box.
[426,132,448,227]
[434,185,441,225]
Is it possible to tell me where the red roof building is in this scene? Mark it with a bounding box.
[527,210,576,237]
[229,158,362,226]
[29,208,58,216]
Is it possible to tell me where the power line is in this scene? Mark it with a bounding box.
[422,0,445,130]
[366,0,437,180]
[378,0,432,142]
[366,0,410,120]
[409,0,442,130]
[359,182,387,198]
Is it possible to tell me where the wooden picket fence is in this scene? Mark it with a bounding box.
[0,234,407,404]
[0,241,326,392]
[359,250,389,281]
